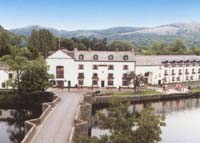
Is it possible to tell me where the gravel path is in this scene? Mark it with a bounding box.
[32,90,82,143]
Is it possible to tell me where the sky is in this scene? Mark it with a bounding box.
[0,0,200,30]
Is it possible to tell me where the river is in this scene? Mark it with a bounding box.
[92,97,200,143]
[0,106,42,143]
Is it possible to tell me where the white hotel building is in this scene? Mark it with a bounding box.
[1,49,200,89]
[46,49,200,88]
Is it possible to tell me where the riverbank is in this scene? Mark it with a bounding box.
[0,90,54,107]
[70,91,200,142]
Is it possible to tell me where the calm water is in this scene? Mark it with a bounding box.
[0,107,41,143]
[92,97,200,143]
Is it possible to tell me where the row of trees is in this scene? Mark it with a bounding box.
[135,39,200,55]
[1,26,200,59]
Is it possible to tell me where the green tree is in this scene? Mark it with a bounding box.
[126,71,145,92]
[191,47,200,55]
[29,30,40,59]
[0,47,30,89]
[28,29,56,58]
[0,31,11,57]
[108,41,133,51]
[38,29,56,57]
[169,39,188,54]
[78,101,165,143]
[151,41,169,55]
[60,38,75,50]
[18,56,51,94]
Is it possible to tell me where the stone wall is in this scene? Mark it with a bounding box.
[94,92,200,104]
[68,94,93,143]
[21,94,61,143]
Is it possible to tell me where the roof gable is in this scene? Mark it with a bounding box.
[47,50,73,59]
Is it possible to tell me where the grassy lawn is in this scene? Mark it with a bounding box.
[190,87,200,93]
[113,90,162,96]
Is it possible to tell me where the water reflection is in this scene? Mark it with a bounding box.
[0,107,41,143]
[128,97,200,114]
[92,97,200,143]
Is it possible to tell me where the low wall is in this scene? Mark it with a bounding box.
[69,92,200,143]
[21,94,61,143]
[68,94,92,143]
[94,92,200,104]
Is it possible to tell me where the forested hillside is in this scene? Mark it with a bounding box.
[1,24,200,59]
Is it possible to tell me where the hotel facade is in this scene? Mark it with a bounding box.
[1,49,200,89]
[46,49,200,88]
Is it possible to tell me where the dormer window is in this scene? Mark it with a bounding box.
[79,54,84,60]
[108,55,113,60]
[93,55,98,60]
[123,55,128,61]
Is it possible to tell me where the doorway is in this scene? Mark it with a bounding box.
[68,81,71,88]
[57,80,64,87]
[158,80,161,85]
[101,80,105,88]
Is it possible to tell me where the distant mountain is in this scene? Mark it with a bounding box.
[9,22,200,47]
[0,25,18,40]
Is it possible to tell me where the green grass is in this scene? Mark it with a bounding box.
[190,87,200,93]
[113,90,162,96]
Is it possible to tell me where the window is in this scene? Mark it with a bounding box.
[1,83,5,88]
[9,73,13,79]
[172,77,175,81]
[164,70,168,76]
[78,80,84,85]
[177,77,180,81]
[123,55,128,61]
[108,55,113,60]
[92,73,98,80]
[92,80,98,85]
[0,110,2,116]
[185,69,189,74]
[171,69,175,75]
[108,73,114,79]
[186,76,189,80]
[122,80,128,86]
[79,54,84,60]
[198,68,200,73]
[107,80,114,86]
[78,73,84,79]
[56,66,64,78]
[123,65,129,70]
[199,75,200,80]
[108,65,114,70]
[179,69,182,75]
[191,76,194,80]
[122,73,128,86]
[93,65,98,70]
[192,68,195,74]
[78,64,84,70]
[107,73,114,86]
[78,73,84,86]
[93,55,98,60]
[163,77,167,82]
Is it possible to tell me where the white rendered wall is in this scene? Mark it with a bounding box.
[75,61,135,87]
[164,65,200,83]
[136,65,163,85]
[0,70,9,89]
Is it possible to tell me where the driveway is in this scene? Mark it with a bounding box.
[32,89,83,143]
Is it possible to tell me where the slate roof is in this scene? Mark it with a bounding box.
[61,49,74,58]
[74,50,135,62]
[135,55,200,66]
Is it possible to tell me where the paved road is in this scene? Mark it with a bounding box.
[32,90,82,143]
